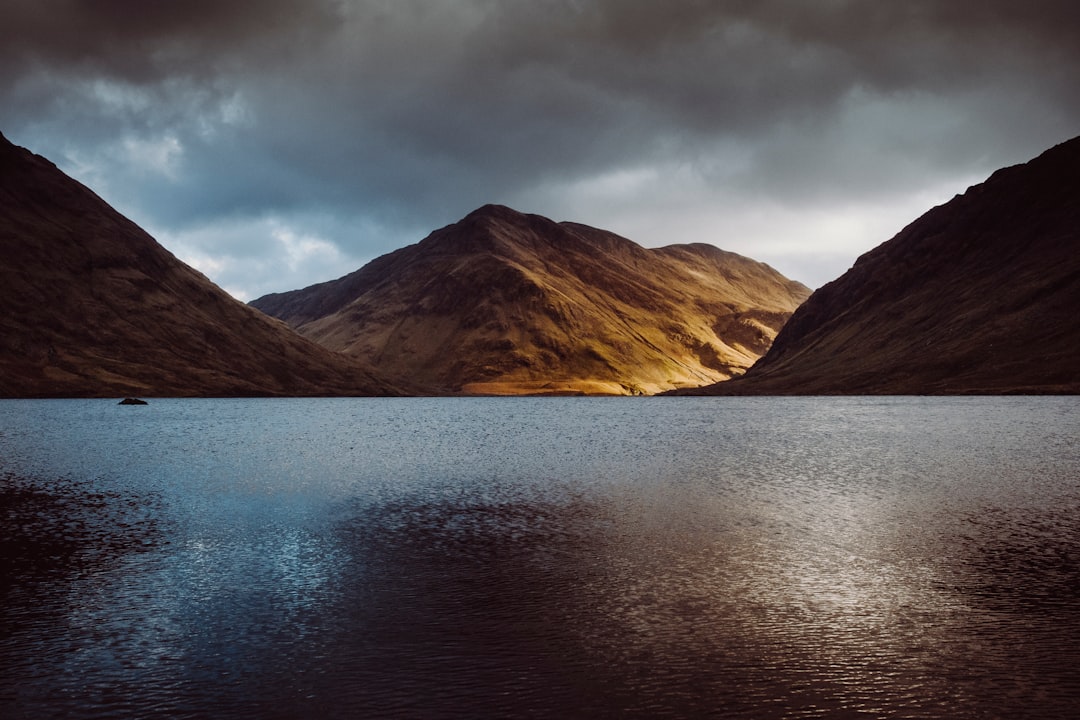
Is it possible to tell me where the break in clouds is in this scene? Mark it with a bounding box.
[3,0,1080,297]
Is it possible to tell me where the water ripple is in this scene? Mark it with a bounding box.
[0,396,1078,718]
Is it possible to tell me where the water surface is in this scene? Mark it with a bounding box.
[2,397,1079,718]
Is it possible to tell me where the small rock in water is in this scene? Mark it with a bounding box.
[118,397,148,405]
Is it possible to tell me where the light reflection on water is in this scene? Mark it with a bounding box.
[1,396,1079,718]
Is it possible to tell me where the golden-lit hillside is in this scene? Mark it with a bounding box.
[252,205,810,395]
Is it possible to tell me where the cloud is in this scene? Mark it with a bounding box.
[2,0,1079,295]
[157,213,373,303]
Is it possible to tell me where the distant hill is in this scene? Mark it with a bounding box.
[680,136,1080,395]
[0,132,404,397]
[252,204,810,395]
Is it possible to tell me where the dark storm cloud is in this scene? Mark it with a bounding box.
[2,1,1079,296]
[0,0,334,78]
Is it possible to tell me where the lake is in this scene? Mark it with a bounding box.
[2,396,1079,718]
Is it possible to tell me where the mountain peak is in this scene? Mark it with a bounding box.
[462,203,552,235]
[253,206,810,395]
[462,203,527,223]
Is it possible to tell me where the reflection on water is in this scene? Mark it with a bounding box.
[1,397,1079,718]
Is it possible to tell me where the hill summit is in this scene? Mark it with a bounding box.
[252,205,810,395]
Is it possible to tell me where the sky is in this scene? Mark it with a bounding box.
[3,1,1079,300]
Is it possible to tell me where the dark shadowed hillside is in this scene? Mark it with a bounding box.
[681,136,1080,395]
[252,205,811,395]
[0,132,404,397]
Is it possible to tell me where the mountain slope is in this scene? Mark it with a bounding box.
[682,136,1080,395]
[252,205,811,395]
[0,132,404,397]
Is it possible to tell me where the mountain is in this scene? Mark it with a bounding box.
[0,132,404,397]
[680,136,1080,395]
[251,204,811,395]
